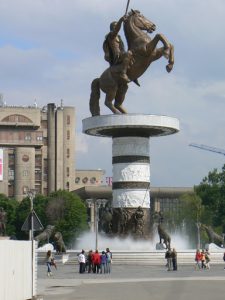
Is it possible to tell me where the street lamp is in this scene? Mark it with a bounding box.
[86,198,108,250]
[26,189,36,299]
[27,189,36,241]
[196,222,201,249]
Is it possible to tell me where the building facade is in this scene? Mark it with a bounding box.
[0,103,75,201]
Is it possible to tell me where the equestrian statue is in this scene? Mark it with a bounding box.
[89,6,174,116]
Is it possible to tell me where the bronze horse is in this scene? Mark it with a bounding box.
[90,10,174,116]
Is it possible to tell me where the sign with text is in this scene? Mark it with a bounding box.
[0,149,3,181]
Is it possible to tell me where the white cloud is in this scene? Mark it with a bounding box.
[0,0,224,186]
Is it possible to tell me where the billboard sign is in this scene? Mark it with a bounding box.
[0,149,3,181]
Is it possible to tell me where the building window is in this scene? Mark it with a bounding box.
[67,148,70,158]
[75,177,80,184]
[67,130,70,140]
[67,115,70,125]
[8,169,14,180]
[90,177,96,184]
[23,170,29,176]
[66,182,69,191]
[25,133,31,141]
[22,154,29,162]
[23,186,29,194]
[82,177,88,184]
[67,167,70,177]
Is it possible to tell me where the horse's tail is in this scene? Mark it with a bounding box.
[90,78,100,116]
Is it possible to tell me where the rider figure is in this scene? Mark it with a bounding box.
[103,15,132,84]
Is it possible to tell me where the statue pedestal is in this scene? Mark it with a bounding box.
[83,114,179,237]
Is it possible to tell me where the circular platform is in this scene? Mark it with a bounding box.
[82,114,179,137]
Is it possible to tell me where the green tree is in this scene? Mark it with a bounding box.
[15,194,48,240]
[195,164,225,232]
[0,193,19,236]
[45,190,87,245]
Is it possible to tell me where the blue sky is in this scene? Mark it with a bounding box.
[0,0,225,187]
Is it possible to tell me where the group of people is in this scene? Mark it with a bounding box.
[78,248,112,274]
[195,249,211,270]
[165,248,177,271]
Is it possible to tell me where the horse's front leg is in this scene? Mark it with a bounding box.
[146,34,170,55]
[147,34,174,72]
[166,43,174,73]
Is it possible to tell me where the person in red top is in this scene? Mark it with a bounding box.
[200,250,206,269]
[92,250,101,273]
[195,249,201,270]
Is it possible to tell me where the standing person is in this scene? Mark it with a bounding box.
[86,250,93,273]
[200,249,206,269]
[92,250,101,274]
[100,251,107,274]
[171,248,177,271]
[223,252,225,270]
[106,248,112,273]
[46,250,53,276]
[195,249,201,270]
[205,250,211,269]
[78,250,86,274]
[165,248,172,271]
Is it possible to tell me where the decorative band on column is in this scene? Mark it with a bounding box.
[113,181,150,189]
[112,156,150,164]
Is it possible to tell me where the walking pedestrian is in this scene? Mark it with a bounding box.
[46,250,54,276]
[195,249,201,270]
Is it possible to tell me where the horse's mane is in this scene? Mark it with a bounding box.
[124,10,143,50]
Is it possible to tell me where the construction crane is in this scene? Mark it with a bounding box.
[189,143,225,156]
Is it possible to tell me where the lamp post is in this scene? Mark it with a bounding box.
[86,198,108,250]
[196,222,201,249]
[27,189,36,241]
[26,189,36,299]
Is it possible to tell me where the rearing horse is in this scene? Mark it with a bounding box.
[90,10,174,116]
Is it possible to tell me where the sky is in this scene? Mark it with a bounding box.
[0,0,225,187]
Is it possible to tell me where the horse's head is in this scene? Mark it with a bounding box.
[127,9,156,33]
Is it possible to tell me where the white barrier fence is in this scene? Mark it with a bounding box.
[0,239,37,300]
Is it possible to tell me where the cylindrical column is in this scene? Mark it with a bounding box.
[14,147,35,201]
[112,136,150,208]
[47,103,56,193]
[82,114,180,238]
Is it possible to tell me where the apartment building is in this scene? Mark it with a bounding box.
[0,102,75,201]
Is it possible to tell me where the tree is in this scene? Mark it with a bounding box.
[0,193,19,237]
[45,190,87,245]
[195,164,225,233]
[15,194,48,240]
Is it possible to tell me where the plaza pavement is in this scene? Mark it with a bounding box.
[37,263,225,300]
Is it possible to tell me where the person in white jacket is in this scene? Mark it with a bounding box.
[78,250,86,274]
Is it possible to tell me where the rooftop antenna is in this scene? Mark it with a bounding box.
[60,99,64,109]
[0,93,4,106]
